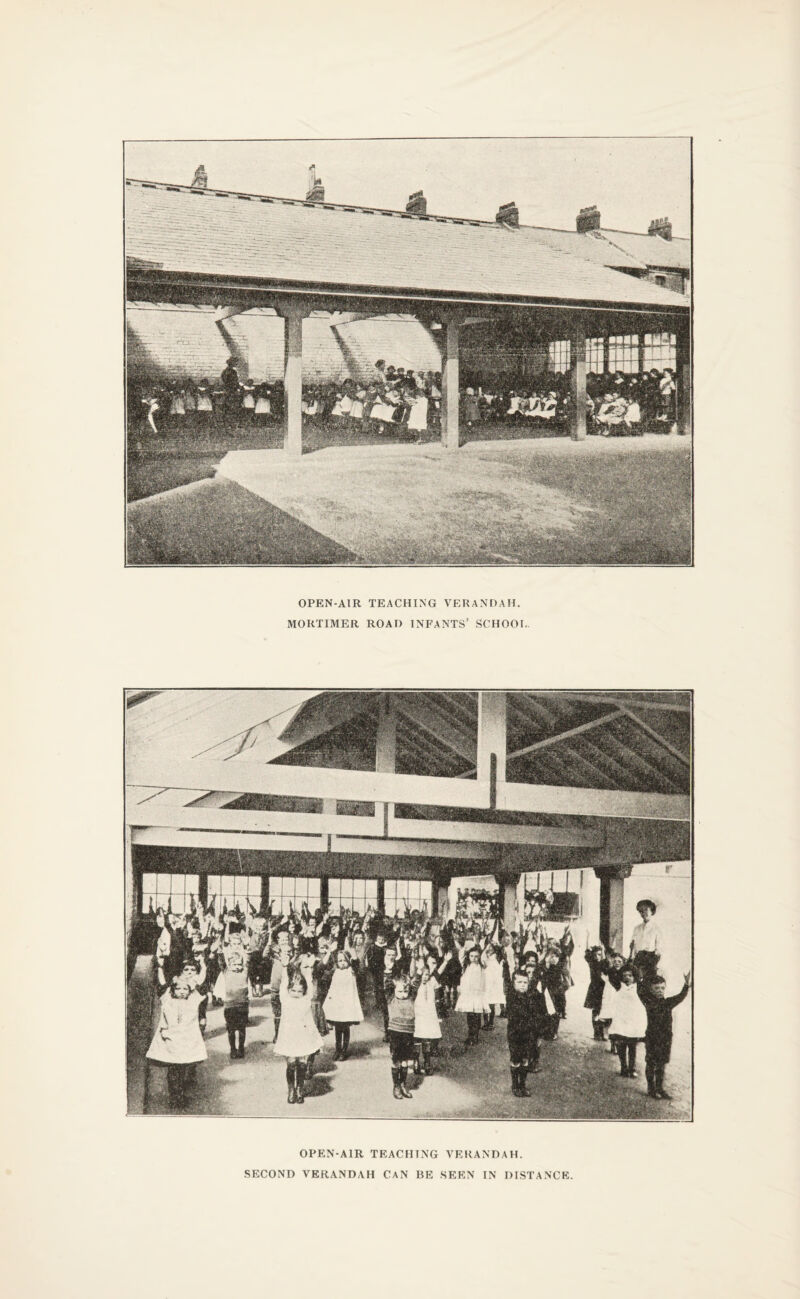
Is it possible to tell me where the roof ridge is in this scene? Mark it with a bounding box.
[601,224,690,241]
[126,178,690,243]
[125,177,492,229]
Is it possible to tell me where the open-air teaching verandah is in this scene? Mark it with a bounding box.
[125,689,692,948]
[125,179,692,457]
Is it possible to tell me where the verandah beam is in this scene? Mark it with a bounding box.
[128,755,688,820]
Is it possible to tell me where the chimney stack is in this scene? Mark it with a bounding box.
[305,164,325,204]
[496,201,520,229]
[648,216,673,241]
[576,205,601,233]
[406,190,427,216]
[190,165,208,190]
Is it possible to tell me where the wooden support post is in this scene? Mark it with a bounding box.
[497,873,520,932]
[675,325,691,435]
[320,878,329,908]
[434,877,451,919]
[376,878,385,912]
[477,691,507,806]
[637,333,646,375]
[376,695,397,828]
[442,317,460,450]
[282,307,304,457]
[594,865,633,951]
[570,316,587,440]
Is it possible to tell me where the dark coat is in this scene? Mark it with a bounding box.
[638,982,690,1063]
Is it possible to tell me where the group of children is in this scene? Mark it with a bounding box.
[135,354,680,444]
[143,893,689,1110]
[583,899,691,1099]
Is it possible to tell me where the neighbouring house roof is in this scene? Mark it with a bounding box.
[597,228,691,272]
[519,225,649,272]
[125,180,689,313]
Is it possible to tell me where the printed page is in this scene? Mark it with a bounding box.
[2,3,797,1298]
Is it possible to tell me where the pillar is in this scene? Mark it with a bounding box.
[569,316,587,440]
[497,873,521,932]
[376,878,385,913]
[594,865,633,952]
[602,335,610,377]
[477,690,507,806]
[441,317,460,450]
[637,333,646,375]
[282,307,304,457]
[675,325,691,435]
[434,877,451,919]
[320,878,329,909]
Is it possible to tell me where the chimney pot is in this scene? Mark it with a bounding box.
[495,201,519,228]
[190,165,208,190]
[648,216,672,240]
[576,204,601,233]
[406,190,427,216]
[305,163,325,204]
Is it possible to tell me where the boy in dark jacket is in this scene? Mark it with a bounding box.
[638,971,691,1099]
[504,965,548,1097]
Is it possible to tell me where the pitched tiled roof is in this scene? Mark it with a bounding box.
[520,226,648,271]
[598,228,691,271]
[125,180,689,312]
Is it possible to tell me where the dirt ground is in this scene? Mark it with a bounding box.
[144,978,691,1122]
[127,433,691,566]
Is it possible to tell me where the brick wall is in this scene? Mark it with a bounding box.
[126,306,444,388]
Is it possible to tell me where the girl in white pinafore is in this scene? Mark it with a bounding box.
[323,951,363,1061]
[196,379,214,417]
[146,975,207,1110]
[413,956,442,1075]
[168,387,186,420]
[606,967,647,1078]
[274,970,324,1104]
[482,943,506,1027]
[254,383,271,418]
[407,389,429,441]
[241,379,256,418]
[457,946,486,1047]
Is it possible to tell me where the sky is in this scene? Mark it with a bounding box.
[125,138,691,238]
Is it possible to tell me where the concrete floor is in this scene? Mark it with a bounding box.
[143,982,691,1122]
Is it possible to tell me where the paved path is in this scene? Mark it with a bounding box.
[144,983,691,1122]
[215,434,690,566]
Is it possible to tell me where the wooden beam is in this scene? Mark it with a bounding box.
[504,709,625,764]
[214,304,248,322]
[331,836,497,861]
[132,828,327,852]
[496,781,690,822]
[127,804,384,837]
[129,755,688,822]
[531,692,690,713]
[128,756,489,810]
[388,815,602,848]
[131,826,496,860]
